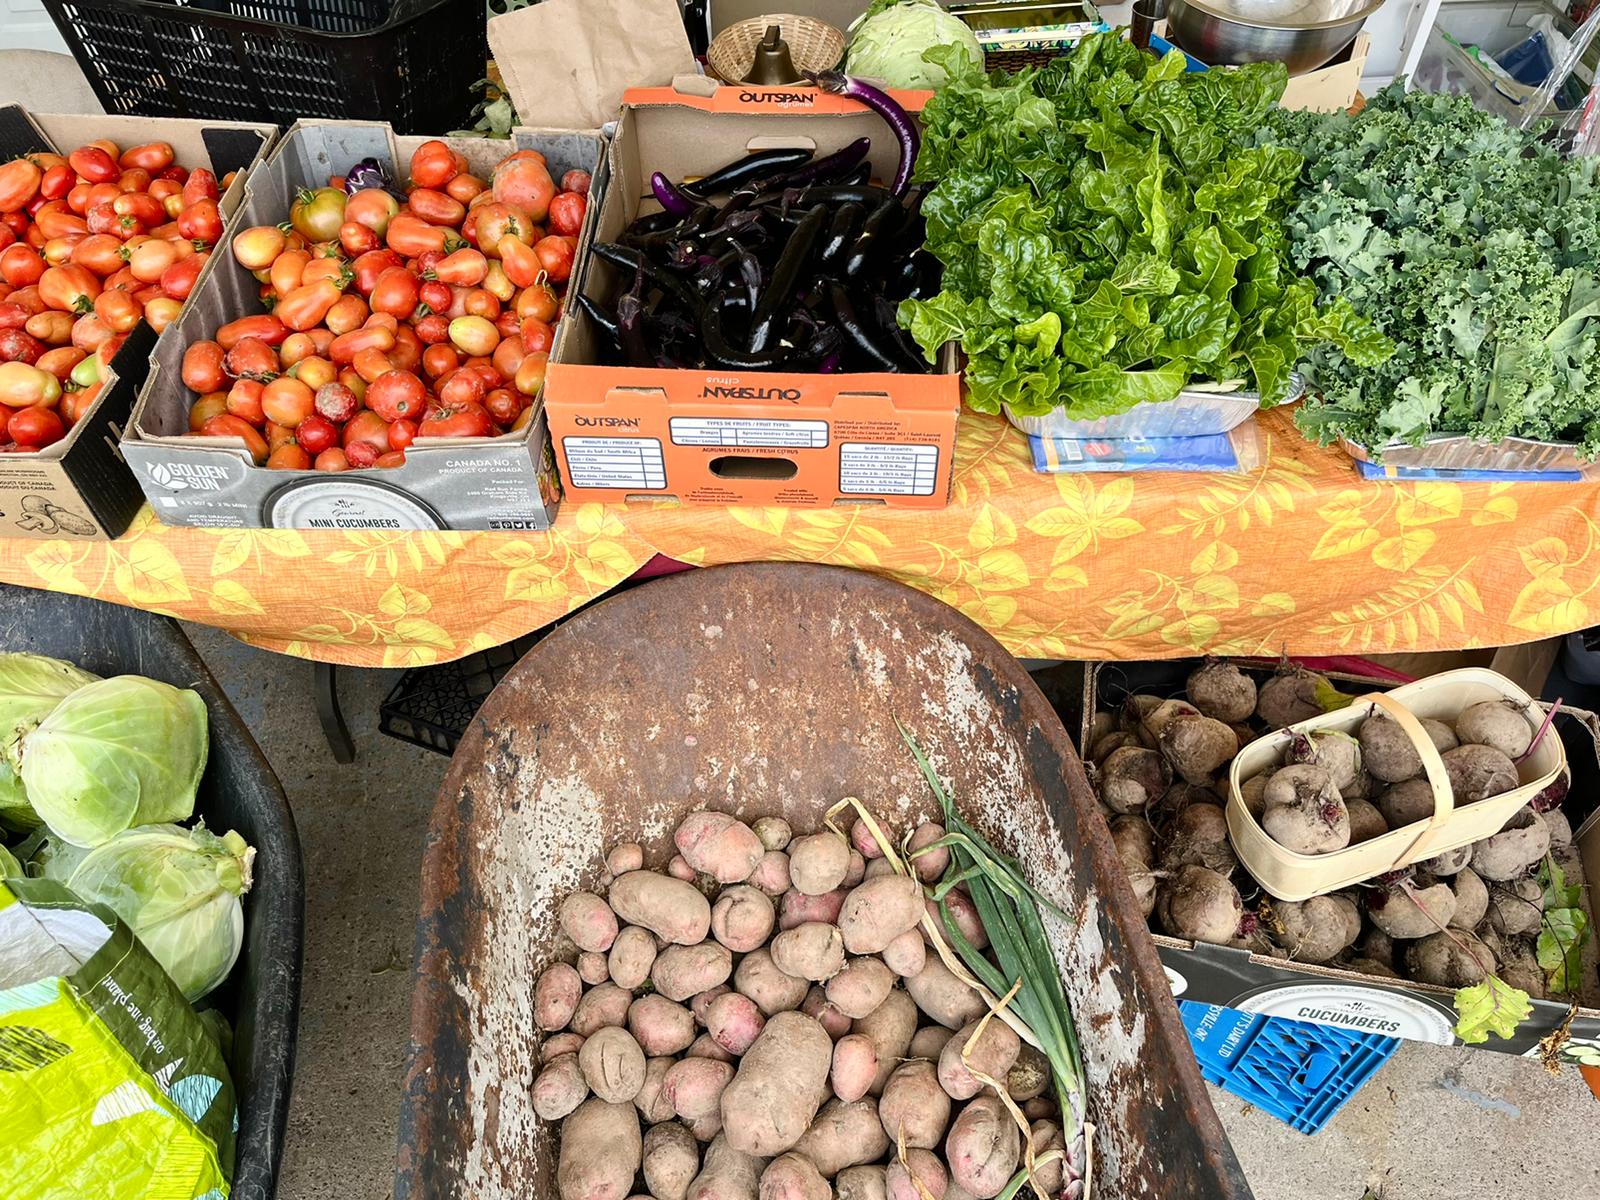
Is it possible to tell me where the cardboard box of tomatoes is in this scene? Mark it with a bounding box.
[123,120,604,532]
[0,106,274,539]
[545,83,960,510]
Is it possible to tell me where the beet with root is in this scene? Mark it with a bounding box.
[1487,876,1544,937]
[1405,930,1492,987]
[1143,698,1201,740]
[1286,730,1363,794]
[1159,866,1244,944]
[1158,803,1236,875]
[1345,799,1388,844]
[1448,867,1489,931]
[1366,881,1456,940]
[1377,778,1436,829]
[1268,895,1360,963]
[1256,667,1326,729]
[1098,745,1171,815]
[1159,714,1239,786]
[1455,700,1534,760]
[1442,744,1519,804]
[1109,816,1157,918]
[1261,765,1350,854]
[1186,659,1258,723]
[1471,807,1550,882]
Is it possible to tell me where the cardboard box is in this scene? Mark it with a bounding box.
[546,85,962,509]
[124,121,604,532]
[1282,34,1370,114]
[0,107,274,540]
[1072,658,1600,1059]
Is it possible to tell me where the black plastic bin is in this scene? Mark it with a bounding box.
[43,0,487,133]
[0,585,303,1200]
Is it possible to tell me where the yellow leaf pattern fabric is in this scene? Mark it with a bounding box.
[0,409,1593,665]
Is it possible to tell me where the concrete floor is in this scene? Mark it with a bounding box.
[187,628,1599,1200]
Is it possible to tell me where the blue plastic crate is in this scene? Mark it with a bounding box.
[1179,1001,1399,1134]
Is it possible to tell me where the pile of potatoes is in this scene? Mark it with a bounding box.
[536,809,1066,1200]
[1091,660,1584,1000]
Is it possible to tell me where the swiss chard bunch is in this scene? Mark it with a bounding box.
[899,33,1385,419]
[1263,86,1600,456]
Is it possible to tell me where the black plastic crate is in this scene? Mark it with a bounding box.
[380,631,545,754]
[0,585,303,1199]
[43,0,487,134]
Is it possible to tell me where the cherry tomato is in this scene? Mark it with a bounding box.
[313,381,359,424]
[409,141,458,189]
[418,400,493,439]
[201,413,269,463]
[296,412,339,456]
[388,417,417,451]
[366,369,428,422]
[547,192,586,238]
[8,404,64,448]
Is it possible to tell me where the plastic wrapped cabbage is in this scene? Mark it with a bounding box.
[0,652,98,831]
[18,676,208,848]
[59,824,254,1001]
[845,0,984,90]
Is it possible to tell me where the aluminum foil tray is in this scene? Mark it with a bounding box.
[1005,373,1302,439]
[1340,434,1589,474]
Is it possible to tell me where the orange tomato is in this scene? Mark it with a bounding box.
[0,159,43,212]
[270,248,311,298]
[24,311,73,346]
[189,392,228,431]
[39,265,101,314]
[93,288,141,334]
[324,294,368,336]
[261,376,315,427]
[329,324,394,365]
[225,378,267,424]
[216,314,287,349]
[71,233,126,278]
[232,225,287,270]
[276,279,341,332]
[200,413,269,464]
[0,361,61,408]
[492,152,555,222]
[143,296,182,333]
[128,238,179,283]
[35,346,86,381]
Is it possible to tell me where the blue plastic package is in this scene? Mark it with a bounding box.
[1030,432,1245,473]
[1355,460,1582,483]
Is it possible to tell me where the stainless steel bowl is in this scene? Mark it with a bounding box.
[1165,0,1384,74]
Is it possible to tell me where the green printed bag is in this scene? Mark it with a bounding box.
[0,877,236,1199]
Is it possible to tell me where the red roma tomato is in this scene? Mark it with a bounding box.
[36,203,88,241]
[445,173,485,205]
[75,319,115,357]
[419,399,493,439]
[67,145,118,183]
[495,309,521,342]
[9,405,64,448]
[201,413,269,463]
[484,387,521,426]
[389,324,421,374]
[217,313,287,349]
[386,215,457,259]
[36,346,85,380]
[324,294,369,336]
[417,280,450,314]
[366,369,427,422]
[352,347,394,384]
[182,340,228,392]
[178,199,223,244]
[279,333,318,366]
[414,313,449,344]
[128,238,179,283]
[267,442,311,470]
[225,337,280,381]
[148,178,182,203]
[0,224,11,252]
[388,417,417,451]
[342,409,390,453]
[182,168,219,207]
[144,297,183,333]
[232,225,287,270]
[38,163,74,202]
[0,361,59,406]
[60,387,98,429]
[0,158,43,212]
[314,446,350,471]
[410,141,458,190]
[345,439,379,468]
[261,376,315,427]
[497,235,542,289]
[520,318,554,355]
[290,187,347,242]
[437,367,486,408]
[532,236,576,284]
[471,203,533,259]
[369,267,420,319]
[328,324,394,365]
[300,257,350,288]
[481,260,514,303]
[344,189,400,237]
[276,280,342,332]
[39,265,100,314]
[93,289,141,334]
[313,381,358,424]
[159,253,205,302]
[225,378,267,424]
[112,192,164,228]
[116,168,152,195]
[118,142,174,172]
[547,192,586,237]
[491,337,526,381]
[339,221,380,257]
[431,247,487,287]
[296,412,339,455]
[561,170,591,196]
[408,188,465,228]
[270,249,311,299]
[514,351,548,397]
[516,281,559,324]
[463,289,499,320]
[349,248,403,296]
[492,152,555,222]
[0,245,45,290]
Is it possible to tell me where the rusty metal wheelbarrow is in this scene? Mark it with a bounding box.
[396,562,1251,1200]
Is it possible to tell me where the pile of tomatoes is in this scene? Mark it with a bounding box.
[183,140,588,472]
[0,140,229,451]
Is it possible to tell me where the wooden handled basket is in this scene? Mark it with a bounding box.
[1226,668,1566,901]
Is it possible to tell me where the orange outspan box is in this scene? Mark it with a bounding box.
[546,84,960,509]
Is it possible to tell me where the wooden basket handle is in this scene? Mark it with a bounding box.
[1359,691,1454,865]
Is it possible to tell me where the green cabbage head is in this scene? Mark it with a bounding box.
[846,0,984,90]
[19,676,208,848]
[0,652,99,832]
[62,823,253,1001]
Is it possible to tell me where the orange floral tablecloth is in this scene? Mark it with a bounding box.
[0,407,1595,667]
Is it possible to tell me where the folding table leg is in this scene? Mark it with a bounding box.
[314,661,355,764]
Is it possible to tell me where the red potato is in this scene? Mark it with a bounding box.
[664,1056,736,1121]
[557,1099,640,1200]
[793,1098,891,1179]
[653,942,734,1002]
[688,1033,735,1063]
[628,995,696,1056]
[542,1032,585,1060]
[882,929,926,977]
[691,984,731,1026]
[687,1110,725,1144]
[675,811,765,883]
[710,885,776,953]
[535,962,582,1032]
[751,850,792,897]
[802,986,852,1040]
[837,1166,889,1200]
[887,1149,947,1200]
[643,1122,701,1200]
[879,1061,951,1149]
[946,1095,1019,1199]
[560,891,618,954]
[780,887,848,931]
[609,870,711,945]
[607,926,657,991]
[719,1011,834,1156]
[770,922,845,982]
[852,988,918,1095]
[606,843,644,875]
[852,817,889,860]
[531,1053,588,1121]
[570,982,632,1037]
[788,833,851,896]
[824,957,895,1020]
[1027,1120,1067,1196]
[754,816,792,851]
[634,1057,677,1125]
[909,1025,955,1062]
[576,952,608,986]
[668,855,697,882]
[842,850,867,888]
[937,1017,1022,1101]
[838,875,926,955]
[904,957,987,1031]
[829,1033,878,1103]
[907,822,950,884]
[687,1134,763,1200]
[734,949,811,1016]
[706,991,765,1056]
[760,1153,831,1200]
[578,1026,647,1104]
